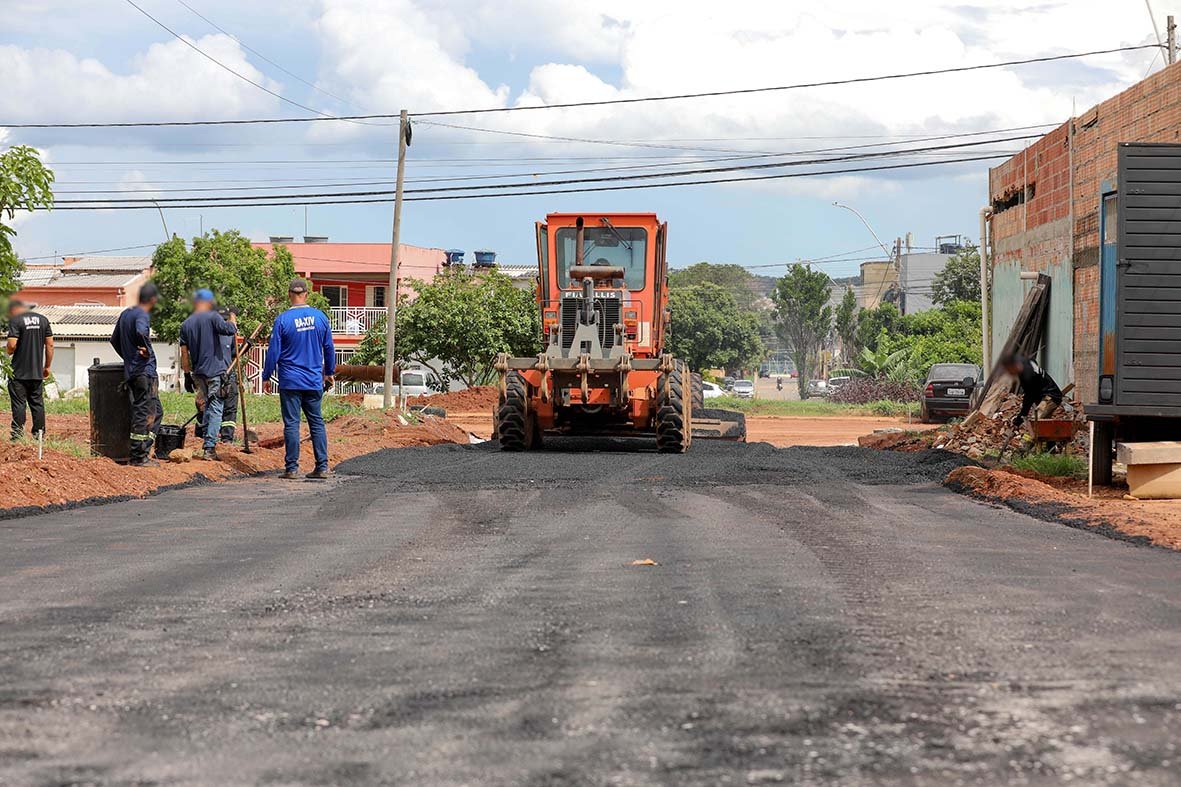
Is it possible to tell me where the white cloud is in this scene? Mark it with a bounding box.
[0,34,282,124]
[306,0,1157,198]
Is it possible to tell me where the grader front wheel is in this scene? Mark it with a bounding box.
[497,371,540,451]
[656,367,689,454]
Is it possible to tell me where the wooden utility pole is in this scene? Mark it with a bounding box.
[1169,15,1177,64]
[383,109,410,410]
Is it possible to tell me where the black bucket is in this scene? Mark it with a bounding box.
[155,424,187,458]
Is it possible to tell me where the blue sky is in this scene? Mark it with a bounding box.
[2,0,1161,278]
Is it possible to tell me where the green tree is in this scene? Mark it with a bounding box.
[931,245,982,306]
[855,302,902,354]
[858,300,983,384]
[2,145,55,298]
[771,265,833,398]
[353,268,539,389]
[669,262,766,311]
[833,286,860,362]
[667,283,764,372]
[149,230,327,342]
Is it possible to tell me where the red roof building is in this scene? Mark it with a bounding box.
[252,239,447,345]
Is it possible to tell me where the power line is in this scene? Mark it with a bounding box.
[52,135,1037,204]
[4,44,1154,128]
[20,243,160,260]
[43,153,1010,209]
[47,125,1043,194]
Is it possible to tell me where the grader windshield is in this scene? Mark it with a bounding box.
[554,224,649,290]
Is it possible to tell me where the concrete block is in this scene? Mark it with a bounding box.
[1127,462,1181,500]
[1116,441,1181,466]
[362,394,385,410]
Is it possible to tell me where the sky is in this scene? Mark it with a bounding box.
[0,0,1164,278]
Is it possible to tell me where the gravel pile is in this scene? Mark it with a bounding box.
[337,440,973,490]
[934,394,1082,458]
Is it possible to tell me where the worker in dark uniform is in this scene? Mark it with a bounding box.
[111,283,162,467]
[189,305,241,445]
[217,305,240,444]
[1001,353,1064,427]
[179,289,236,461]
[6,299,54,442]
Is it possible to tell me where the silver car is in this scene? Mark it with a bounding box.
[731,380,755,399]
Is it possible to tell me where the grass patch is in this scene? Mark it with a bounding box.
[11,434,91,459]
[1010,452,1087,479]
[709,395,919,418]
[4,391,364,425]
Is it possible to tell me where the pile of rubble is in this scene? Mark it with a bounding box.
[932,393,1083,459]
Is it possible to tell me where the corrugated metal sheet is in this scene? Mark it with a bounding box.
[990,257,1073,386]
[64,255,152,272]
[40,272,140,288]
[36,306,124,338]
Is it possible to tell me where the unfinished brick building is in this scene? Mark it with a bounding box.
[987,60,1181,403]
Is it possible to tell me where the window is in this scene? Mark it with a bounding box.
[366,286,386,307]
[555,225,648,290]
[320,285,346,308]
[1103,194,1118,244]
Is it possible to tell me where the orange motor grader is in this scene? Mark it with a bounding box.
[494,212,745,452]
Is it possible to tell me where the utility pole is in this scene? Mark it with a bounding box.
[1169,15,1177,64]
[383,109,410,410]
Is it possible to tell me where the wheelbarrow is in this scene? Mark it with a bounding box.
[1030,418,1080,453]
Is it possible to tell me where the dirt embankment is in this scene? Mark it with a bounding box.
[409,386,498,412]
[0,411,468,517]
[946,466,1181,550]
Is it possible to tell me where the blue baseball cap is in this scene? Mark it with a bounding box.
[193,288,214,303]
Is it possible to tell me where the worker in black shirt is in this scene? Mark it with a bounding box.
[111,283,162,467]
[6,299,54,442]
[1001,353,1064,427]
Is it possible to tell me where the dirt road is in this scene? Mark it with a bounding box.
[445,411,933,447]
[2,441,1180,785]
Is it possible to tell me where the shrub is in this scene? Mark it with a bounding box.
[1010,452,1087,479]
[829,377,920,405]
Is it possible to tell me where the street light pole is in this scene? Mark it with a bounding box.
[832,202,898,309]
[383,109,410,410]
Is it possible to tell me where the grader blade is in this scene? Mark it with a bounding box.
[691,408,747,442]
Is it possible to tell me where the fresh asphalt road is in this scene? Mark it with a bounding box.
[2,441,1180,786]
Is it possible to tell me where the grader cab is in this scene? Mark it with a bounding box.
[494,212,745,452]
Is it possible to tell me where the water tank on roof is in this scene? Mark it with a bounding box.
[445,249,466,266]
[303,235,329,243]
[473,250,497,268]
[269,236,295,244]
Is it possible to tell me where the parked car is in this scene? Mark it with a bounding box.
[731,379,756,399]
[920,363,984,422]
[805,378,828,398]
[372,368,434,399]
[702,381,724,400]
[826,376,852,396]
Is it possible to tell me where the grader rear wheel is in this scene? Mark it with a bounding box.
[656,367,689,454]
[691,372,705,412]
[497,371,539,451]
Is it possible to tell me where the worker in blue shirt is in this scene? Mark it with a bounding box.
[179,289,237,461]
[261,279,335,479]
[110,283,162,467]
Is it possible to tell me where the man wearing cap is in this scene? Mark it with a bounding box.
[6,299,54,442]
[260,278,335,479]
[179,289,237,461]
[111,283,162,467]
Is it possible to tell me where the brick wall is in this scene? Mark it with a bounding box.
[988,61,1181,403]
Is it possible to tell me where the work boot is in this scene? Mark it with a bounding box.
[200,447,219,462]
[306,468,330,480]
[280,470,300,480]
[129,457,160,468]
